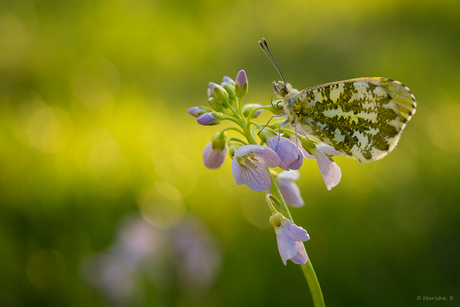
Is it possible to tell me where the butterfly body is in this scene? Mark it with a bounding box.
[273,77,416,163]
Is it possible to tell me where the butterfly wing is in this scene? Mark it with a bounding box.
[288,77,416,162]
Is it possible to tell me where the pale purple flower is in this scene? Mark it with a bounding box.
[202,141,227,169]
[276,170,304,207]
[269,213,310,265]
[231,145,280,191]
[172,218,221,292]
[81,214,222,301]
[265,134,303,171]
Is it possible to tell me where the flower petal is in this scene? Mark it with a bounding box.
[276,229,297,265]
[237,163,271,191]
[289,241,308,265]
[277,172,304,208]
[287,156,303,170]
[317,143,347,157]
[235,145,280,168]
[313,147,342,190]
[283,220,310,242]
[231,156,243,184]
[278,170,300,181]
[267,137,300,170]
[288,134,314,159]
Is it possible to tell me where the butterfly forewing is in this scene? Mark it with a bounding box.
[285,77,416,163]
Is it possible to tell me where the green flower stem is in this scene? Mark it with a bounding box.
[222,116,245,127]
[268,172,292,220]
[243,123,258,145]
[301,259,325,307]
[268,172,325,307]
[227,97,257,146]
[248,120,263,130]
[246,106,268,121]
[221,126,245,136]
[236,97,244,118]
[227,137,247,146]
[236,97,324,306]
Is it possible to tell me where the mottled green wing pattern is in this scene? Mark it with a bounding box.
[285,78,416,163]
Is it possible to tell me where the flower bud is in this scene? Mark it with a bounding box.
[223,76,235,85]
[242,103,263,118]
[299,136,317,154]
[235,70,248,98]
[229,145,237,159]
[197,112,223,126]
[203,132,228,169]
[208,97,223,112]
[188,106,212,118]
[269,213,283,229]
[211,132,227,151]
[209,82,229,104]
[228,143,244,159]
[257,127,275,144]
[221,82,236,107]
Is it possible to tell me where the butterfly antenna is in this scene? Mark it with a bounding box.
[258,38,286,83]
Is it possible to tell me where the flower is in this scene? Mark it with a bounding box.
[275,170,304,207]
[300,137,343,190]
[197,112,223,126]
[269,213,310,265]
[81,214,221,303]
[260,130,303,171]
[231,145,280,191]
[203,133,227,169]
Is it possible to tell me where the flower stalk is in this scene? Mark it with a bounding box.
[189,69,337,307]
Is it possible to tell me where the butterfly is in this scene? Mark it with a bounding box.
[259,38,416,163]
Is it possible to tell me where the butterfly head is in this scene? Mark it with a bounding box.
[272,81,292,98]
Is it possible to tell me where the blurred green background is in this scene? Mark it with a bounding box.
[1,0,459,306]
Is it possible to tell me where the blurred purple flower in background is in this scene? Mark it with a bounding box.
[81,214,221,306]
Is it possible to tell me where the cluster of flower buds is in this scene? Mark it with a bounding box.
[188,70,343,265]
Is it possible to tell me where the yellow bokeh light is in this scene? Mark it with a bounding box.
[27,106,73,153]
[137,181,185,230]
